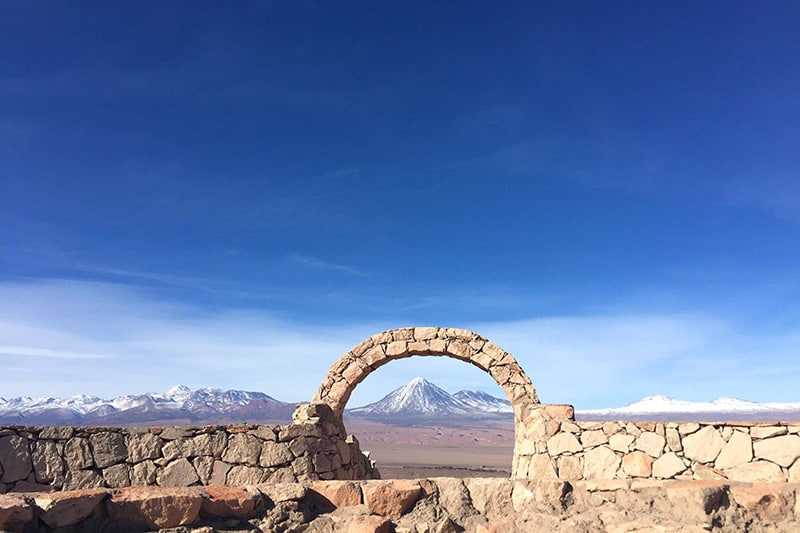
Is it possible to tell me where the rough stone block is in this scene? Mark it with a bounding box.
[580,429,608,448]
[652,452,686,479]
[32,440,64,484]
[260,441,294,467]
[34,488,107,528]
[64,437,93,470]
[201,484,258,518]
[102,463,131,488]
[0,493,33,532]
[582,446,620,479]
[108,486,202,529]
[0,435,32,483]
[714,430,753,470]
[308,480,362,508]
[752,434,800,467]
[609,434,635,453]
[622,451,652,477]
[127,433,163,463]
[750,425,788,439]
[634,432,665,458]
[227,465,269,485]
[363,480,421,519]
[222,433,262,465]
[546,432,582,456]
[157,458,199,487]
[682,426,725,464]
[730,483,790,520]
[63,469,105,490]
[724,460,785,482]
[90,431,127,468]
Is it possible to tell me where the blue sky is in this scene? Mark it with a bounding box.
[1,2,798,409]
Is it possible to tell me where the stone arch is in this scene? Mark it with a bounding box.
[309,327,557,479]
[313,327,539,420]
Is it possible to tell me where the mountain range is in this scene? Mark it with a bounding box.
[1,380,798,426]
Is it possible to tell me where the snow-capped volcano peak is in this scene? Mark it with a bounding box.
[350,377,472,416]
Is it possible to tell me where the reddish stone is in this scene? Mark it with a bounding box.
[108,486,202,529]
[349,513,392,533]
[201,485,258,518]
[34,488,107,528]
[362,480,420,519]
[308,480,362,508]
[730,483,790,520]
[0,494,33,533]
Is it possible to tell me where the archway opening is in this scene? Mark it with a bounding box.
[343,356,516,478]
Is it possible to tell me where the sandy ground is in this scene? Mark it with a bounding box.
[345,419,515,479]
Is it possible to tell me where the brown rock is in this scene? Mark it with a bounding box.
[665,427,682,452]
[260,441,294,467]
[64,437,93,470]
[255,482,307,503]
[580,429,608,448]
[714,430,752,470]
[102,463,131,488]
[622,451,652,477]
[730,483,789,520]
[127,432,163,463]
[682,426,725,464]
[528,454,557,479]
[752,434,800,467]
[131,460,158,486]
[362,480,421,519]
[557,455,582,479]
[201,485,258,518]
[108,486,202,529]
[221,433,262,465]
[0,493,33,533]
[34,488,107,528]
[308,480,362,508]
[225,464,268,485]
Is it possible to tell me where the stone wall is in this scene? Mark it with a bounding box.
[533,419,800,483]
[2,478,799,532]
[0,405,376,494]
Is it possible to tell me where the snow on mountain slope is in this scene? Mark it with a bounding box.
[350,377,473,416]
[577,395,800,421]
[452,390,512,413]
[0,386,293,425]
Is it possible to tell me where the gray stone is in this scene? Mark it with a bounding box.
[260,441,295,468]
[159,427,194,440]
[162,438,195,461]
[222,434,262,465]
[90,431,127,468]
[103,463,131,488]
[192,456,215,484]
[127,433,162,463]
[64,437,93,469]
[157,458,199,487]
[226,465,269,485]
[682,426,724,464]
[191,432,227,456]
[0,435,32,483]
[131,460,157,486]
[32,440,64,485]
[63,469,105,490]
[38,427,74,440]
[210,461,230,485]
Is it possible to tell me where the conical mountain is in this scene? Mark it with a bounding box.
[349,377,472,416]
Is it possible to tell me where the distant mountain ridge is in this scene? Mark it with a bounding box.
[578,395,800,422]
[2,383,797,426]
[0,385,294,426]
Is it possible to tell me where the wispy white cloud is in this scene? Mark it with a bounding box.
[1,279,798,409]
[288,253,366,277]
